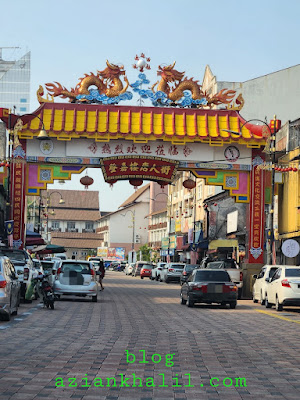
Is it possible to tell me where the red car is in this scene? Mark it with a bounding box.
[140,263,154,279]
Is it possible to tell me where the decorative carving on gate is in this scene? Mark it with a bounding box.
[43,60,132,104]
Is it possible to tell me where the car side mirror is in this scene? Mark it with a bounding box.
[267,277,272,282]
[253,274,257,279]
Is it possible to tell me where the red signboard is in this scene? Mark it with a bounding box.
[248,149,265,263]
[10,159,26,249]
[100,156,179,183]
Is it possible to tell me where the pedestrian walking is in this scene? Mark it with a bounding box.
[98,259,105,291]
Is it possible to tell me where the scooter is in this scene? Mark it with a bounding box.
[39,274,55,309]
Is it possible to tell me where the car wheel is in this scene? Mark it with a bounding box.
[186,294,194,308]
[260,292,265,306]
[265,296,272,308]
[275,296,283,312]
[141,276,144,279]
[229,301,237,309]
[252,290,258,303]
[164,278,169,283]
[156,275,159,281]
[2,312,11,321]
[238,288,242,300]
[92,295,98,303]
[50,302,54,310]
[180,293,187,305]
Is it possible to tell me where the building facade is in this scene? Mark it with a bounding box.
[0,50,31,114]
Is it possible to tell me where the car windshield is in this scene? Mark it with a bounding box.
[41,261,54,271]
[285,269,300,277]
[61,263,92,274]
[194,270,231,282]
[142,264,153,269]
[185,265,198,272]
[0,250,27,262]
[170,265,185,269]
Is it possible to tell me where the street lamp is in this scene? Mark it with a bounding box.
[39,191,65,241]
[223,118,277,265]
[121,209,136,251]
[149,192,171,261]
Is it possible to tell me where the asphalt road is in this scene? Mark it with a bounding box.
[1,271,300,400]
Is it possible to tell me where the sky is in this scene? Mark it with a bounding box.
[1,0,300,211]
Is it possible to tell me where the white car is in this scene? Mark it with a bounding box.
[151,262,166,280]
[124,263,135,275]
[53,260,99,302]
[252,265,278,305]
[0,257,21,321]
[265,265,300,311]
[160,263,186,283]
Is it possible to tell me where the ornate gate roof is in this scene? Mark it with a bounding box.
[19,103,266,146]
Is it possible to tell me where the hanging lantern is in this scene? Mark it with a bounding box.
[183,178,196,190]
[293,167,298,172]
[156,180,168,190]
[80,175,94,189]
[108,179,118,188]
[129,178,143,189]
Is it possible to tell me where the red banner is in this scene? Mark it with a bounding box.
[10,159,26,249]
[248,149,265,263]
[100,156,179,183]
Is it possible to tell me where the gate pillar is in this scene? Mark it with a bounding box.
[10,135,27,249]
[242,148,265,297]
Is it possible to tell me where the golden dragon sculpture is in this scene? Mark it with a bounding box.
[152,62,242,109]
[43,61,129,103]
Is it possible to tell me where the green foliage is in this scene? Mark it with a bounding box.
[137,244,151,261]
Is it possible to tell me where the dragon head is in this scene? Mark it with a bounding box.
[157,62,185,83]
[98,60,126,81]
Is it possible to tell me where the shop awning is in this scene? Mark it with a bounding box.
[31,244,66,255]
[208,239,238,250]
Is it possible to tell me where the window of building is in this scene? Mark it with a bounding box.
[81,251,87,256]
[198,184,203,200]
[85,222,94,231]
[20,98,27,103]
[20,107,27,112]
[67,222,76,231]
[72,251,78,256]
[51,221,60,231]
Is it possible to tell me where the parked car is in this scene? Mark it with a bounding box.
[140,263,154,279]
[180,269,238,308]
[252,265,278,305]
[151,262,166,281]
[265,266,300,311]
[0,248,34,302]
[201,258,243,299]
[40,260,57,286]
[132,261,152,277]
[53,260,99,302]
[160,263,186,283]
[180,264,199,285]
[125,263,135,275]
[0,256,21,321]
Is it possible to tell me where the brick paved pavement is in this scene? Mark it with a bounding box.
[1,271,300,400]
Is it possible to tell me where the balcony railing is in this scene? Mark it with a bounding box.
[82,229,96,233]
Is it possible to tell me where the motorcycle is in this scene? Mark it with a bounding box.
[39,274,55,309]
[25,273,55,309]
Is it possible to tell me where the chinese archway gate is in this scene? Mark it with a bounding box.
[0,57,281,289]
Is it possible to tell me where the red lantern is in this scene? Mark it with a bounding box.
[80,175,94,189]
[108,179,117,188]
[182,178,196,190]
[156,180,168,189]
[293,168,298,172]
[129,178,143,189]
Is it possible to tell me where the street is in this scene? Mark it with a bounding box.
[1,272,300,400]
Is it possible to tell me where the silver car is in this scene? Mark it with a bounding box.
[160,263,186,283]
[0,256,21,320]
[53,260,99,302]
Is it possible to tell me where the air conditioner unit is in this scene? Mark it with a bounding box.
[135,238,141,244]
[135,234,141,240]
